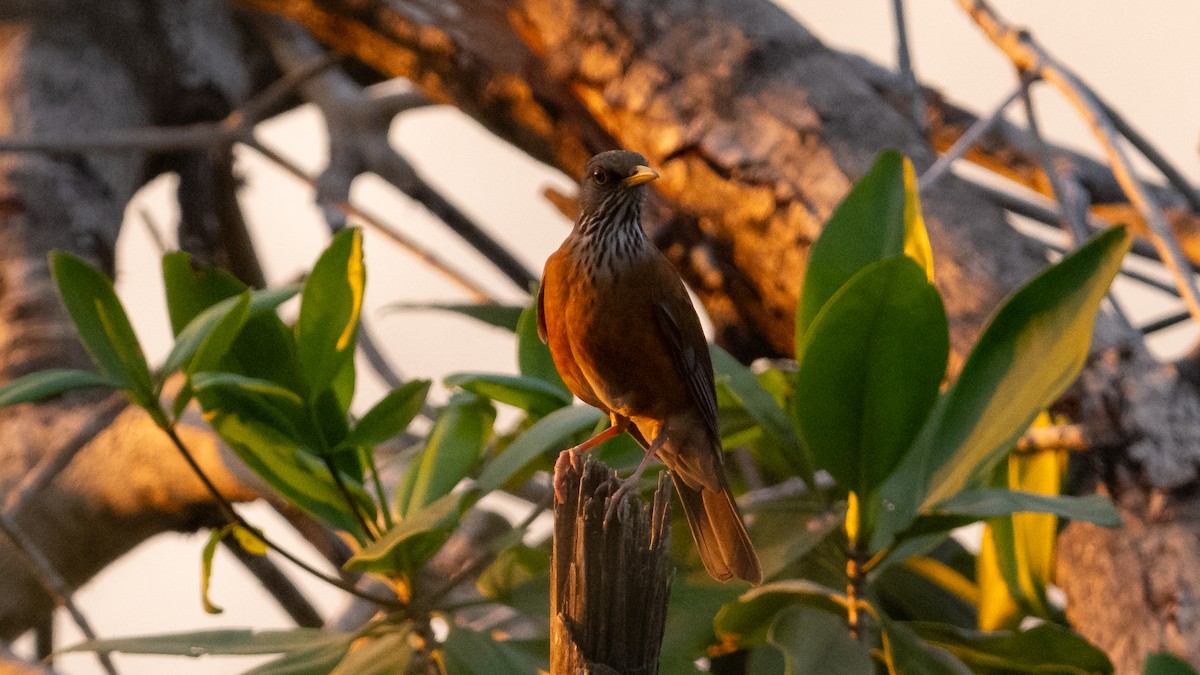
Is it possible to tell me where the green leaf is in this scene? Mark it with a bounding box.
[60,629,329,656]
[444,372,572,416]
[442,625,548,675]
[1144,653,1199,675]
[882,617,974,675]
[752,501,842,581]
[329,630,414,675]
[385,302,525,332]
[0,369,121,407]
[160,292,251,378]
[516,301,569,395]
[243,635,354,675]
[295,228,364,395]
[714,580,847,650]
[711,346,812,485]
[930,489,1120,527]
[796,150,932,346]
[911,621,1113,674]
[767,606,873,675]
[397,392,494,516]
[476,405,604,493]
[192,372,307,410]
[50,251,155,404]
[794,257,947,505]
[874,226,1130,549]
[346,490,472,574]
[348,380,431,447]
[162,252,249,334]
[199,391,365,534]
[162,252,304,392]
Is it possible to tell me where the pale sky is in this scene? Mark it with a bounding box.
[25,2,1200,673]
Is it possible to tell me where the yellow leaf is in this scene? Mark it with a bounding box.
[901,157,935,282]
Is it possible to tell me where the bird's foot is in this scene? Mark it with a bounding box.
[603,474,642,525]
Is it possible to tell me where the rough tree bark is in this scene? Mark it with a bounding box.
[1,0,1198,672]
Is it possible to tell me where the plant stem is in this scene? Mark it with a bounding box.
[158,423,406,609]
[320,454,379,543]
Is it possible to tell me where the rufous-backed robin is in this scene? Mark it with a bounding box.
[538,150,762,584]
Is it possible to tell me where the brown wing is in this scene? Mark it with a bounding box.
[652,299,720,439]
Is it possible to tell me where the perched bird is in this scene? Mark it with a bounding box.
[537,149,762,585]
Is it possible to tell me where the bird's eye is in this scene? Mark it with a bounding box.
[592,169,609,185]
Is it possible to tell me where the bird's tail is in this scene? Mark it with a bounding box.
[670,472,762,585]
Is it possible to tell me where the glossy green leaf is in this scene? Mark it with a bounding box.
[329,631,413,675]
[163,252,248,334]
[711,346,812,485]
[930,489,1120,527]
[61,629,329,656]
[882,617,974,675]
[397,392,494,516]
[874,226,1130,549]
[444,372,571,416]
[385,302,525,332]
[346,490,472,574]
[715,580,847,650]
[161,292,251,378]
[912,621,1113,674]
[796,150,933,346]
[516,301,569,395]
[193,372,306,410]
[0,369,121,407]
[348,380,431,447]
[442,626,548,675]
[1144,653,1199,675]
[50,251,154,403]
[200,395,364,534]
[794,256,947,503]
[162,252,304,392]
[753,501,842,581]
[476,405,604,493]
[768,606,873,675]
[243,635,353,675]
[295,228,364,395]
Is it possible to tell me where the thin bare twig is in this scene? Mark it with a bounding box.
[1017,74,1089,243]
[221,538,324,628]
[136,208,171,256]
[242,136,494,302]
[891,0,925,133]
[1015,424,1089,453]
[158,424,406,609]
[958,0,1200,326]
[0,517,118,675]
[259,18,537,292]
[919,86,1022,192]
[1095,96,1200,216]
[0,53,337,156]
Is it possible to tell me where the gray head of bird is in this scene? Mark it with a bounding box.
[576,150,659,236]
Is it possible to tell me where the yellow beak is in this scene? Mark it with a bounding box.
[623,165,659,186]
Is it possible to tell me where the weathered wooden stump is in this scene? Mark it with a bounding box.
[550,450,672,675]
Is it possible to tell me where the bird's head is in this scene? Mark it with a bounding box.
[576,150,658,236]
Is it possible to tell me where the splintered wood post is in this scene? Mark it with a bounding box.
[550,450,671,675]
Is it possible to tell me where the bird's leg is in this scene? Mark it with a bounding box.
[604,428,666,524]
[566,415,628,454]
